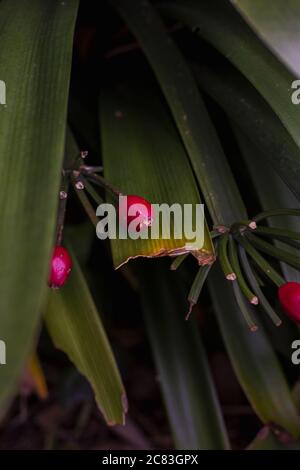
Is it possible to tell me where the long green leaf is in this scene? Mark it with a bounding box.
[208,264,300,437]
[234,128,300,283]
[160,0,300,151]
[0,0,78,410]
[194,64,300,202]
[230,0,300,77]
[45,249,126,426]
[139,260,229,450]
[110,0,245,226]
[100,82,214,268]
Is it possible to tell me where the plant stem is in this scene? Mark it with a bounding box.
[55,169,69,246]
[170,254,188,271]
[253,209,300,223]
[254,226,300,240]
[236,234,285,287]
[218,234,236,280]
[238,246,282,326]
[84,172,121,199]
[187,264,212,319]
[253,226,300,250]
[72,177,98,227]
[248,233,300,270]
[82,177,104,206]
[231,280,258,332]
[230,220,257,233]
[228,237,258,305]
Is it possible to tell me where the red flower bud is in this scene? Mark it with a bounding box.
[119,195,154,231]
[278,282,300,323]
[48,246,72,289]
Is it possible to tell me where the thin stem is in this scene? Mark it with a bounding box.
[254,226,300,241]
[82,177,104,206]
[218,234,236,280]
[210,229,224,239]
[79,165,103,174]
[187,264,212,320]
[84,172,121,199]
[253,226,300,250]
[228,237,258,305]
[231,280,258,332]
[72,177,98,227]
[55,174,69,246]
[238,246,282,326]
[170,254,188,271]
[248,233,300,270]
[253,209,300,223]
[230,220,257,233]
[236,234,285,287]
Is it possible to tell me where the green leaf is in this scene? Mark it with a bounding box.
[234,128,300,283]
[110,0,245,226]
[208,264,300,438]
[138,260,229,450]
[0,0,78,410]
[45,249,126,426]
[230,0,300,77]
[160,0,300,151]
[100,82,214,268]
[193,64,300,202]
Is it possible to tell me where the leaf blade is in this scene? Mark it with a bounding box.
[100,82,214,268]
[160,0,300,152]
[208,264,300,438]
[139,261,229,450]
[0,0,78,410]
[110,0,245,226]
[230,0,300,77]
[45,250,126,426]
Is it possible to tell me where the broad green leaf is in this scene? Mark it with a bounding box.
[194,64,300,202]
[0,0,78,410]
[138,260,229,450]
[160,0,300,152]
[208,264,300,438]
[100,82,214,268]
[45,250,126,426]
[110,0,245,226]
[230,0,300,77]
